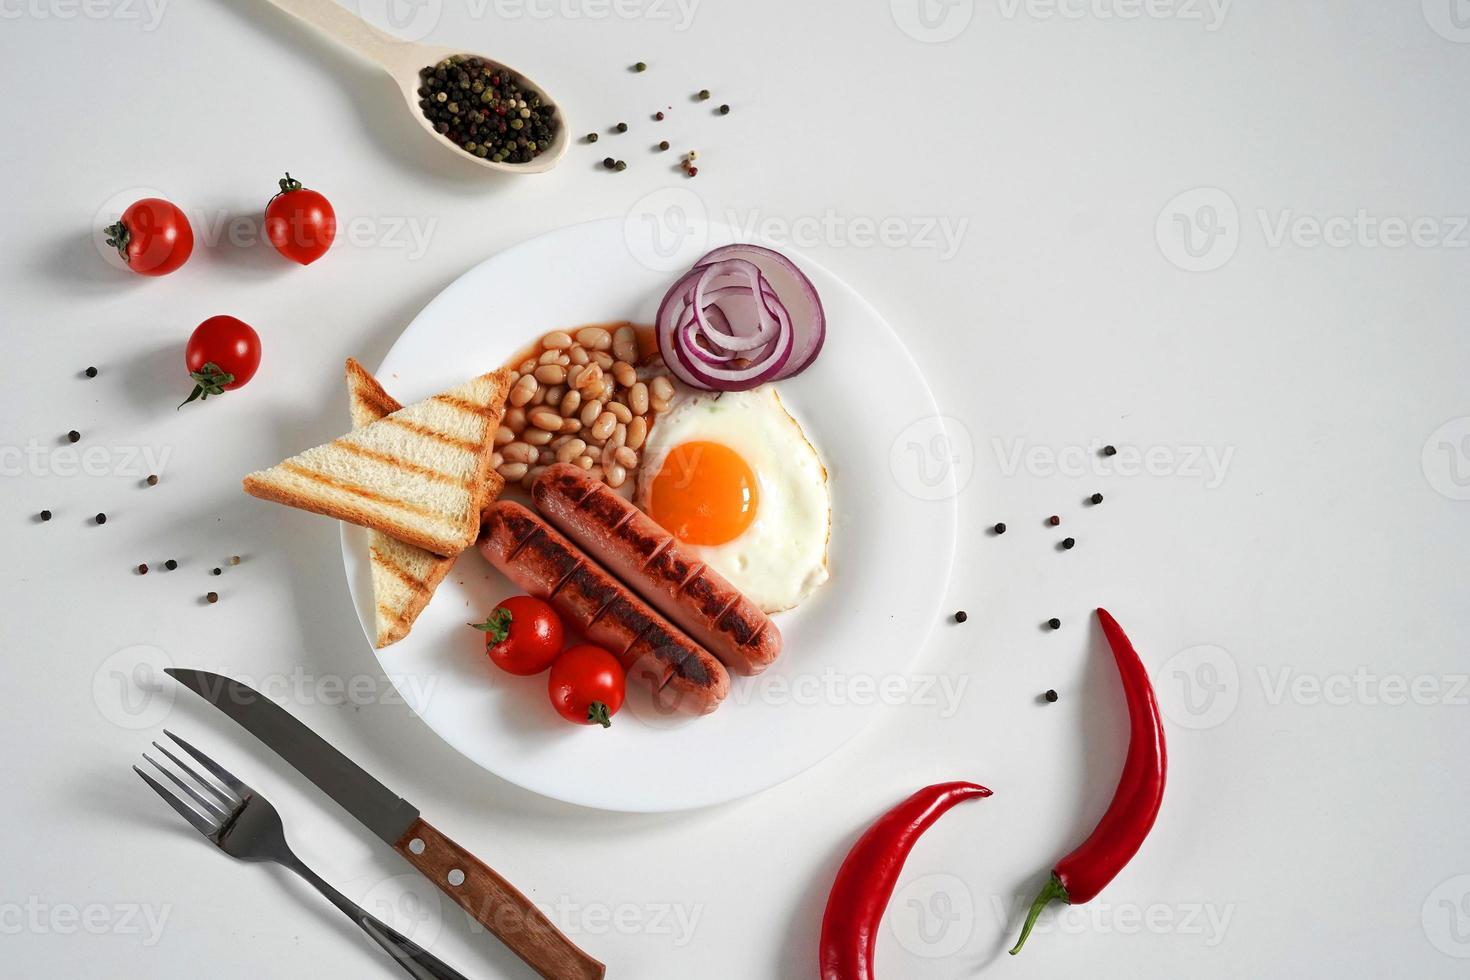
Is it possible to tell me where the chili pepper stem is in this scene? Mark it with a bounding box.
[1009,873,1069,955]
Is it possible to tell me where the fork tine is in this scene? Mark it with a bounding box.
[145,753,231,824]
[152,740,239,810]
[163,729,250,799]
[134,765,218,838]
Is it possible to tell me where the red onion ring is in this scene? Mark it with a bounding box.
[654,245,824,391]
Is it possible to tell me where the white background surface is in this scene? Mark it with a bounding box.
[2,1,1468,978]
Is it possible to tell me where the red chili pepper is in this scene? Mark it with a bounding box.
[1009,607,1167,954]
[820,781,992,980]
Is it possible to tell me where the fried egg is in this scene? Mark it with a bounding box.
[635,385,830,613]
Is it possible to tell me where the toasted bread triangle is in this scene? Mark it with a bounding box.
[244,364,510,558]
[343,359,501,648]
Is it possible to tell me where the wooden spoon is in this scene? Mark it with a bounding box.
[262,0,568,174]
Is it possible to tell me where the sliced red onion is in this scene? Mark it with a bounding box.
[654,245,824,391]
[695,244,825,381]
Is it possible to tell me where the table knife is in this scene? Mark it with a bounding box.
[166,668,606,980]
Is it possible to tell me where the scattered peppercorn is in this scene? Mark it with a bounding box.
[67,430,80,443]
[40,510,52,522]
[95,512,106,525]
[586,132,598,143]
[1048,618,1062,630]
[658,140,670,151]
[212,567,222,576]
[616,122,628,133]
[85,366,98,378]
[229,555,241,566]
[686,166,698,177]
[146,474,159,486]
[1044,689,1059,703]
[698,89,711,100]
[633,61,647,72]
[137,563,148,575]
[603,157,615,169]
[614,160,627,171]
[1102,445,1117,456]
[1090,492,1104,505]
[654,111,664,121]
[718,103,730,114]
[954,610,968,624]
[687,150,698,161]
[1062,537,1076,549]
[164,559,178,570]
[206,591,219,604]
[1048,515,1061,526]
[415,55,557,164]
[993,522,1007,534]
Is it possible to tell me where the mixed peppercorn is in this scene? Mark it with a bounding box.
[417,56,558,165]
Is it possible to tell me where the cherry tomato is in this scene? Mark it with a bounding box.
[548,645,626,728]
[264,173,336,265]
[105,198,194,276]
[180,316,261,407]
[471,595,564,676]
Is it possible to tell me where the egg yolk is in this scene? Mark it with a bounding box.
[647,441,759,546]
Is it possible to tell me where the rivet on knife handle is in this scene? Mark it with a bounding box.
[394,818,606,980]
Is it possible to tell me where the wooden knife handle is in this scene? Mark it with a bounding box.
[394,818,606,980]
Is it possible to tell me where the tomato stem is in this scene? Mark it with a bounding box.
[104,220,131,263]
[587,701,612,728]
[178,361,235,409]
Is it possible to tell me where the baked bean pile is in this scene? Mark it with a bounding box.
[496,324,676,491]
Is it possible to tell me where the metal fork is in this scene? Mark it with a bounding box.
[134,730,470,980]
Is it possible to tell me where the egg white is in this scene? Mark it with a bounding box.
[635,385,831,613]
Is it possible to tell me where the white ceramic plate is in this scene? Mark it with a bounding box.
[341,218,957,812]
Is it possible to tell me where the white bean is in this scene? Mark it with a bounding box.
[612,325,638,363]
[575,326,612,350]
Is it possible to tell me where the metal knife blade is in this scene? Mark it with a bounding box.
[165,668,421,845]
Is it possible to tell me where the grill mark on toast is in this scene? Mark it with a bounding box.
[434,394,504,420]
[278,463,442,521]
[381,416,482,453]
[369,546,426,592]
[353,383,400,420]
[336,439,475,487]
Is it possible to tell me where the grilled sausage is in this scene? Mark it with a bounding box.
[479,500,729,716]
[531,463,782,676]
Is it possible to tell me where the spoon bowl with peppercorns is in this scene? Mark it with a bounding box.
[261,0,568,174]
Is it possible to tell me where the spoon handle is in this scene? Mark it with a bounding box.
[260,0,417,72]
